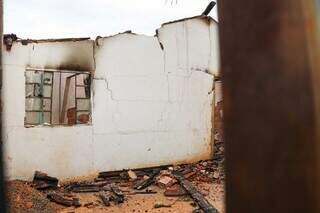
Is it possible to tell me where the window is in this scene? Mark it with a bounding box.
[25,69,92,127]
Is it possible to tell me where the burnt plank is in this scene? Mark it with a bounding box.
[70,185,101,193]
[111,185,124,197]
[34,181,57,190]
[33,171,58,190]
[33,171,59,183]
[47,192,74,207]
[202,1,216,16]
[72,198,81,207]
[134,169,161,190]
[111,185,124,203]
[98,165,171,179]
[98,171,127,179]
[111,194,124,204]
[173,171,218,213]
[128,190,157,195]
[65,181,111,193]
[99,192,111,206]
[164,186,187,197]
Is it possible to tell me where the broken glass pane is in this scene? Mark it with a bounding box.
[77,99,90,111]
[43,72,53,85]
[25,85,34,97]
[26,71,42,84]
[25,98,42,111]
[34,84,42,97]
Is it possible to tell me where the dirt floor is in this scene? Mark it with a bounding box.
[6,107,225,213]
[6,180,62,213]
[7,166,224,213]
[57,182,224,213]
[6,153,225,213]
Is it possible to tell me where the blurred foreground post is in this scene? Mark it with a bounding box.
[0,0,5,211]
[218,0,320,212]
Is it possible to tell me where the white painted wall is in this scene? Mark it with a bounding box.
[2,40,95,180]
[2,16,219,180]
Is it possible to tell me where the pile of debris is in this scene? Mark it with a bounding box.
[26,157,224,213]
[6,180,62,213]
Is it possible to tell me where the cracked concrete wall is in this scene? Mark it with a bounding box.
[92,17,217,173]
[2,16,219,180]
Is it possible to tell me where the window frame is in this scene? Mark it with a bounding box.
[24,67,92,127]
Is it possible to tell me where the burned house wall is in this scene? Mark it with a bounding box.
[92,17,217,172]
[158,17,219,77]
[2,40,95,179]
[2,16,219,180]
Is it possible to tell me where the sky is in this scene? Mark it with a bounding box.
[4,0,218,39]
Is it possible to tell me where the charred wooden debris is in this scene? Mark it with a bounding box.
[30,157,224,212]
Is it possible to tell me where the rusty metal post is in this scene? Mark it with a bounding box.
[0,0,5,212]
[218,0,320,212]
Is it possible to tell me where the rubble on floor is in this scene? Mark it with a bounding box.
[6,180,62,213]
[33,171,59,190]
[6,149,225,213]
[172,171,218,213]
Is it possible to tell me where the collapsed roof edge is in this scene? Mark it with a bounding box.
[3,15,218,44]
